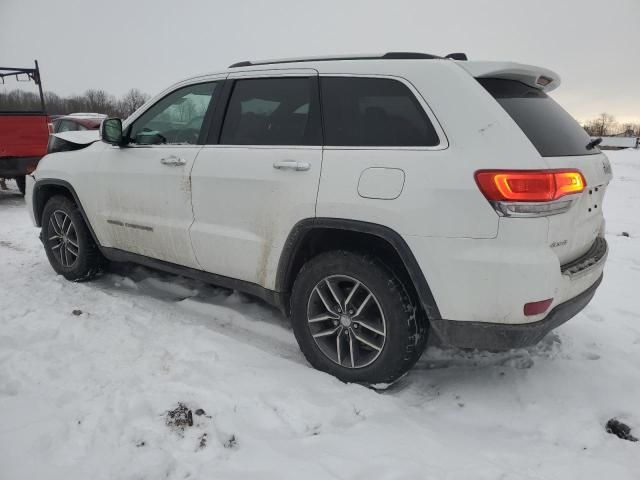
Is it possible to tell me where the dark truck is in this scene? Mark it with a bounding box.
[0,61,49,195]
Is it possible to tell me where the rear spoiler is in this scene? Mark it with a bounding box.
[456,61,561,92]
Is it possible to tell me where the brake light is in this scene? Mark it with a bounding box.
[536,76,553,87]
[475,170,586,202]
[48,122,54,134]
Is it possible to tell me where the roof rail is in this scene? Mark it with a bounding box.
[227,51,468,68]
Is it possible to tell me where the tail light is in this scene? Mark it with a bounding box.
[48,122,54,134]
[475,169,586,217]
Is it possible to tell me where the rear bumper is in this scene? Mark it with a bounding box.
[0,156,41,177]
[431,274,603,350]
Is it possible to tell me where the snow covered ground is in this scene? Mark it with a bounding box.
[1,149,639,479]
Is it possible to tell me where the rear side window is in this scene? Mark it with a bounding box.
[479,78,598,157]
[320,77,439,147]
[220,77,321,146]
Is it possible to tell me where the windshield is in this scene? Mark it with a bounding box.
[479,78,598,157]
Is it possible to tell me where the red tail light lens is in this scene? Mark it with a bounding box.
[475,170,586,202]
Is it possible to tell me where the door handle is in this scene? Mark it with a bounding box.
[160,155,186,166]
[273,160,311,171]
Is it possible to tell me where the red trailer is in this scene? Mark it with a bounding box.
[0,61,50,194]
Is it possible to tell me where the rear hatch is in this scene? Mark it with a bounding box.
[544,153,611,264]
[475,74,612,265]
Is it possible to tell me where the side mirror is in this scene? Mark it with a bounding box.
[100,118,124,145]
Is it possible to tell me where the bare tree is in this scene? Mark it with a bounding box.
[84,89,116,115]
[583,113,617,137]
[117,88,149,118]
[596,113,615,136]
[1,87,150,117]
[619,123,640,137]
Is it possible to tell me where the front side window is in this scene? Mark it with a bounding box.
[129,82,217,145]
[220,77,321,146]
[320,77,440,147]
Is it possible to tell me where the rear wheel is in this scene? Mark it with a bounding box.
[291,250,427,384]
[41,195,104,281]
[15,176,26,195]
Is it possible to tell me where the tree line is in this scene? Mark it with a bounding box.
[0,88,150,118]
[2,87,638,137]
[582,113,640,137]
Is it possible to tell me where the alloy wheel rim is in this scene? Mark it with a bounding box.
[307,275,386,369]
[48,210,79,268]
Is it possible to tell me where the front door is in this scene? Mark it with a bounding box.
[95,79,222,268]
[190,71,322,288]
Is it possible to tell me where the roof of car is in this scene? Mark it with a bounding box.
[218,54,560,92]
[56,114,105,129]
[125,53,560,128]
[227,52,467,68]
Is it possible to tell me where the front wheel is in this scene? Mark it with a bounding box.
[290,251,426,384]
[41,195,104,281]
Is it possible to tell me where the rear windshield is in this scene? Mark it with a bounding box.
[478,78,598,157]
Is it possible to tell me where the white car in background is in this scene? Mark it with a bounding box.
[26,52,611,383]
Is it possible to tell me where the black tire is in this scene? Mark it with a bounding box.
[15,176,26,195]
[41,195,104,281]
[290,250,427,384]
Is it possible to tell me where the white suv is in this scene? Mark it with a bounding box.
[26,52,611,383]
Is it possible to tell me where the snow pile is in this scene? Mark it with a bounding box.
[1,150,640,479]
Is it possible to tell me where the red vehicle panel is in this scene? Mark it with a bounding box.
[0,61,49,190]
[0,113,49,160]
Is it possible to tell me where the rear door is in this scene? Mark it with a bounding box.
[189,70,322,287]
[95,79,222,268]
[479,78,613,264]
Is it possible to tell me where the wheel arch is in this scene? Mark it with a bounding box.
[32,179,101,246]
[276,218,441,321]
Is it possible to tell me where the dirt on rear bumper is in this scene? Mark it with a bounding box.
[430,274,603,351]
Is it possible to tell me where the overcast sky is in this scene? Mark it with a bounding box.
[1,0,638,123]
